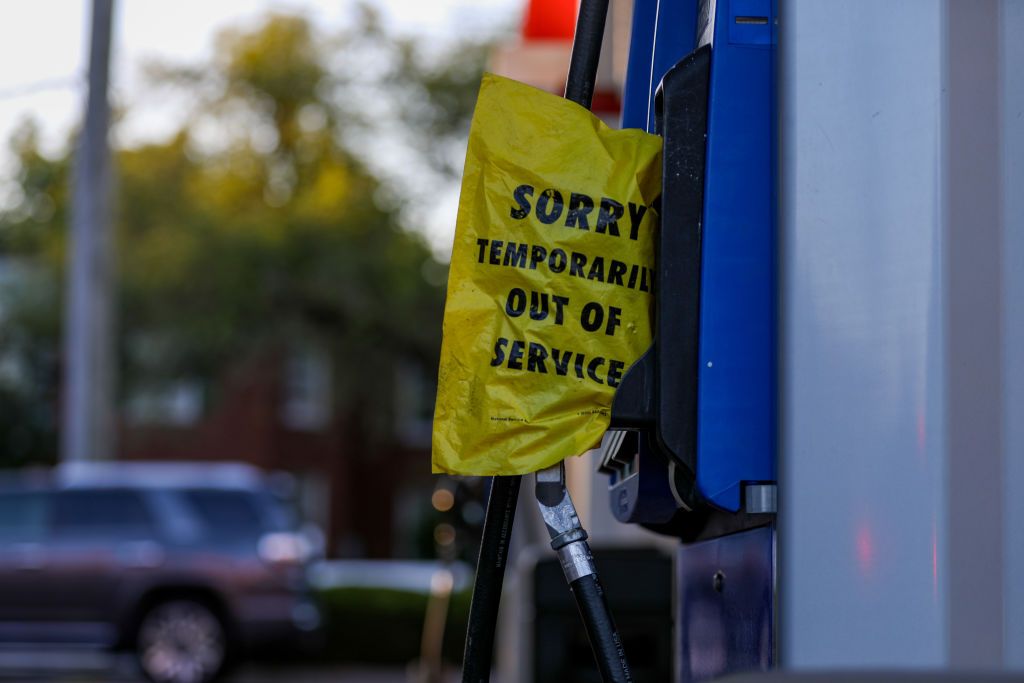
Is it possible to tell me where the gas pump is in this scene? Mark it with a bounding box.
[601,0,777,679]
[452,0,1024,679]
[455,1,777,680]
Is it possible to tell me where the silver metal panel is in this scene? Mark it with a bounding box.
[782,0,1022,668]
[1003,0,1024,669]
[745,484,777,514]
[676,526,774,683]
[945,0,1004,667]
[780,0,947,667]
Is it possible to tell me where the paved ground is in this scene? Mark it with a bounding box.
[0,651,463,682]
[232,665,460,682]
[0,669,423,683]
[0,665,461,683]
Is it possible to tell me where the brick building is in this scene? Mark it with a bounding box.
[118,345,434,558]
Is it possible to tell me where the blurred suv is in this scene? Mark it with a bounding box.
[0,462,322,683]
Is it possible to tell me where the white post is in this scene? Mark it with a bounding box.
[63,0,115,462]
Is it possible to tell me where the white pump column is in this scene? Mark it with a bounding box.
[780,0,1023,670]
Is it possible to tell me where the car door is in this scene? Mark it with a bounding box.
[0,489,52,629]
[39,488,163,643]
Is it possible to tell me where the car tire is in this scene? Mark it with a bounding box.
[135,599,229,683]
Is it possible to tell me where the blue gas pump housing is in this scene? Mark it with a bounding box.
[603,0,776,523]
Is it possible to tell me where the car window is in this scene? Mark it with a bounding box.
[52,489,157,540]
[182,489,276,541]
[0,491,49,543]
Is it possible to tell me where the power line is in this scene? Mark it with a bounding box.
[0,75,83,101]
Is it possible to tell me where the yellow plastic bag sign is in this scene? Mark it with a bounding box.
[432,73,662,476]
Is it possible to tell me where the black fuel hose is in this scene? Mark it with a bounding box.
[564,0,610,108]
[561,1,635,680]
[570,572,632,682]
[461,475,521,683]
[460,1,610,681]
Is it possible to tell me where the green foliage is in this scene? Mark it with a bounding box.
[0,11,495,462]
[315,585,471,664]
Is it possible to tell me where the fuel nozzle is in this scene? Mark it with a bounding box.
[535,462,595,582]
[535,462,632,683]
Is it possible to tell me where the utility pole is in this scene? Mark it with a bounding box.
[62,0,115,462]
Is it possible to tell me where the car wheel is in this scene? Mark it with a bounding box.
[136,599,228,683]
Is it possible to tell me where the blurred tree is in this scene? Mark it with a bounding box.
[0,11,494,467]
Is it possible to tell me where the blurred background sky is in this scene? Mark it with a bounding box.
[0,0,520,257]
